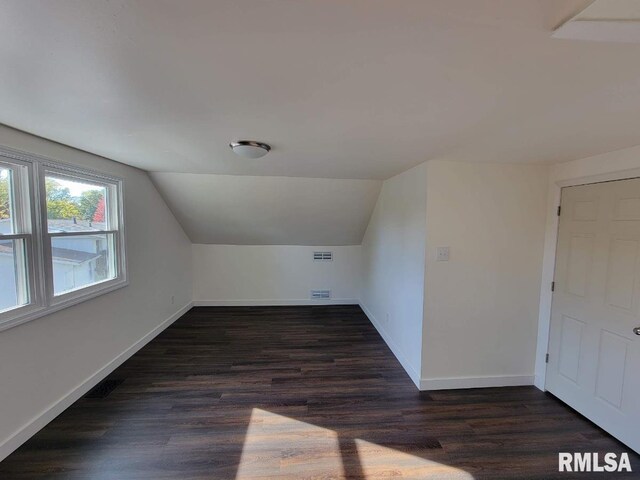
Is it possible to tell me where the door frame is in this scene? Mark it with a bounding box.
[536,166,640,391]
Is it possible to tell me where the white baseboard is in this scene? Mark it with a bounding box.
[193,299,359,307]
[0,302,193,463]
[358,302,421,389]
[420,374,534,391]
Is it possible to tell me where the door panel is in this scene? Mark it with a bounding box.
[558,315,584,383]
[565,234,594,297]
[605,238,638,311]
[547,178,640,454]
[595,330,628,409]
[614,197,640,221]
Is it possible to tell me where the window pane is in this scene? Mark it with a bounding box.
[45,176,108,233]
[0,238,29,312]
[51,233,116,295]
[0,167,15,234]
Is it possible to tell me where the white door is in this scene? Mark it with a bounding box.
[547,178,640,454]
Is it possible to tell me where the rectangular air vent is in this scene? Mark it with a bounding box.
[311,289,331,299]
[313,251,333,261]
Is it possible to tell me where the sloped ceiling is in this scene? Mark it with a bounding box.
[150,173,381,245]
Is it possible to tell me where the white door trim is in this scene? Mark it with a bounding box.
[535,166,640,391]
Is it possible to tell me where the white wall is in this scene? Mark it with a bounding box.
[0,125,193,461]
[193,244,361,305]
[535,144,640,389]
[422,161,549,389]
[360,163,428,388]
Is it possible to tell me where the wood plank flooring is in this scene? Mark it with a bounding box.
[1,305,638,479]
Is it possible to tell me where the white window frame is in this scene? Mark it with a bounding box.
[0,146,127,331]
[0,156,44,320]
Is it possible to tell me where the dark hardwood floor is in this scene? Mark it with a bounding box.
[1,305,638,479]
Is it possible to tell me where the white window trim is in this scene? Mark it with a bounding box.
[0,146,128,332]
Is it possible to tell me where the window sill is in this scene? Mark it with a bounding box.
[0,279,129,333]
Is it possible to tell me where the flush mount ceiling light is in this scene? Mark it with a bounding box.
[229,140,271,159]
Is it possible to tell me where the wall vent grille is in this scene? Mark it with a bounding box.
[310,289,331,299]
[313,251,333,261]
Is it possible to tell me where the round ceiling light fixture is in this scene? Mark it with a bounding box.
[229,140,271,159]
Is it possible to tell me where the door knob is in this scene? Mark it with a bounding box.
[634,327,640,336]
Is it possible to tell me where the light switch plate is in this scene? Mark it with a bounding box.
[436,246,450,262]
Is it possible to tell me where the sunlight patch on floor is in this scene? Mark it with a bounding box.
[355,438,474,479]
[235,408,343,479]
[235,408,474,479]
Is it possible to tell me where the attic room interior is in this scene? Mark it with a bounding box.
[1,0,640,478]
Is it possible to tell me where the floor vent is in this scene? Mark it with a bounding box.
[311,289,331,299]
[84,378,124,399]
[313,251,333,261]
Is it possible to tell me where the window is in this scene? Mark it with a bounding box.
[43,172,120,297]
[0,161,32,313]
[0,148,126,330]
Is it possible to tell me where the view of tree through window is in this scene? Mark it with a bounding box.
[45,177,107,230]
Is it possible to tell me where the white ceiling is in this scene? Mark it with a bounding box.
[151,173,381,245]
[6,0,640,181]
